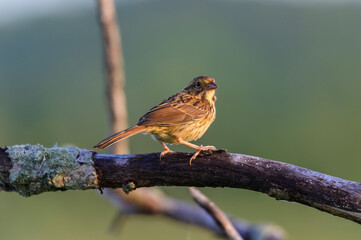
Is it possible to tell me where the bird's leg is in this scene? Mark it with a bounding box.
[159,141,174,159]
[176,138,216,165]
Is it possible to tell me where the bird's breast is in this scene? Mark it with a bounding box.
[146,106,215,143]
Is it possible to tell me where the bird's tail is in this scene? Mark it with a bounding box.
[93,125,147,150]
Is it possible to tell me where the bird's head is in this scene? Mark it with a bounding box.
[183,76,218,102]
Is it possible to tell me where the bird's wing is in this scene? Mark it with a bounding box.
[138,93,208,126]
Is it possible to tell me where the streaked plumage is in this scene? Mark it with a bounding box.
[94,76,218,164]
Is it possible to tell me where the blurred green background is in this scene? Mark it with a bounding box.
[1,0,361,239]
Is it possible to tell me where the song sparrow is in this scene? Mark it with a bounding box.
[94,76,218,165]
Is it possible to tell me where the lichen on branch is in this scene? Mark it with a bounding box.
[6,144,98,197]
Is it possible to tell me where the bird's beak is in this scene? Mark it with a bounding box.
[206,82,218,90]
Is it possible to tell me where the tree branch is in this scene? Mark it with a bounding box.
[1,144,361,224]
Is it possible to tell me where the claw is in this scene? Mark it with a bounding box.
[189,145,217,165]
[160,149,174,160]
[158,141,175,160]
[189,150,201,165]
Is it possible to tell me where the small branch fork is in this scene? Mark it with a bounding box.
[1,145,361,225]
[102,188,284,240]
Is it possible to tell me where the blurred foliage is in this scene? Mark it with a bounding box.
[1,0,361,239]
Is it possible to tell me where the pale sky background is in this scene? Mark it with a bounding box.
[0,0,360,26]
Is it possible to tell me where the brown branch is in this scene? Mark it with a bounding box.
[97,0,128,154]
[189,187,243,240]
[1,144,361,225]
[94,150,361,225]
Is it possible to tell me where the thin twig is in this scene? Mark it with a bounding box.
[189,187,243,240]
[97,0,128,154]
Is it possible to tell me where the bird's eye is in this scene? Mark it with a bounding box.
[195,81,201,87]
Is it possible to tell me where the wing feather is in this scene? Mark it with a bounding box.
[137,93,207,126]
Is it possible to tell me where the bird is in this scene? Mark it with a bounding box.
[94,76,218,165]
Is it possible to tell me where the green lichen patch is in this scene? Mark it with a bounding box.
[6,144,97,197]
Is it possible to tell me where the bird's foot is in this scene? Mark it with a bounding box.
[160,149,175,160]
[198,145,217,151]
[189,145,217,165]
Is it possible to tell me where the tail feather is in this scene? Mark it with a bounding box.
[94,125,147,150]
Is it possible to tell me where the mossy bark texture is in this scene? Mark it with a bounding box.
[1,144,98,197]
